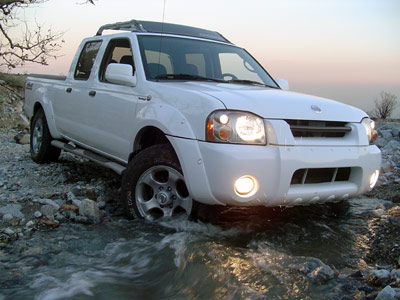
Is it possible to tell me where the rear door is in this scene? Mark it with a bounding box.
[53,40,103,145]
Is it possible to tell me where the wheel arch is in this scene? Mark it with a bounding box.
[129,126,171,162]
[31,100,62,139]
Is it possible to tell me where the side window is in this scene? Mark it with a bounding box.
[99,39,135,82]
[74,41,102,80]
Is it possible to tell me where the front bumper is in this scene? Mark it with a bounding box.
[169,137,381,207]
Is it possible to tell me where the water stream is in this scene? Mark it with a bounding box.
[1,197,388,300]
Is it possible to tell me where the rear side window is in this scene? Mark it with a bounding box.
[74,41,102,80]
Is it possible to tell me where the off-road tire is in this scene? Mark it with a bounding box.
[120,144,194,220]
[30,108,61,163]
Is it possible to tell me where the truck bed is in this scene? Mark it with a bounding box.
[28,74,67,81]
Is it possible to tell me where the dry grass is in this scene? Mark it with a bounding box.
[0,72,27,88]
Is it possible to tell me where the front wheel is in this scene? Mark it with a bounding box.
[121,144,193,221]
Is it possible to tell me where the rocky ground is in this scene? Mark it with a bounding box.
[0,81,400,299]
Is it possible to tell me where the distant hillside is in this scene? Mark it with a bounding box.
[0,74,27,131]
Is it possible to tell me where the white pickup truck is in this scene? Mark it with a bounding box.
[24,20,381,221]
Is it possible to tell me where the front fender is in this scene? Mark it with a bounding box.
[132,102,198,141]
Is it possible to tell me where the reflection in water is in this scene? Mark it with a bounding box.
[2,197,388,299]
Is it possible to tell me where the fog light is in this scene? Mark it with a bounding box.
[369,170,379,189]
[234,175,258,197]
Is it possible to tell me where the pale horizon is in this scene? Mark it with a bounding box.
[8,0,400,117]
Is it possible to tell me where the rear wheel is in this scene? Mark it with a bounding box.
[121,144,193,221]
[30,108,61,163]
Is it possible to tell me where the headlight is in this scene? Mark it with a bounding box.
[206,111,266,145]
[361,117,378,144]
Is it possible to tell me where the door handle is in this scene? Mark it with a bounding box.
[89,91,96,97]
[66,88,72,93]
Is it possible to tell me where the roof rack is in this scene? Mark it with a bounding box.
[96,20,231,44]
[96,20,145,36]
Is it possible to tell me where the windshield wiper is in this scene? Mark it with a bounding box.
[155,73,226,83]
[228,79,266,87]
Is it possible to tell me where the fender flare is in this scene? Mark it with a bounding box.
[32,97,62,140]
[131,102,198,143]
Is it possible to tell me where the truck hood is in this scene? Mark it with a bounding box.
[165,82,367,122]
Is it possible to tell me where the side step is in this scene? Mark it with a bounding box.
[51,140,126,175]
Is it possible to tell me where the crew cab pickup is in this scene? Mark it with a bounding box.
[24,20,381,220]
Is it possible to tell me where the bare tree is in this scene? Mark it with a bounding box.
[0,0,95,70]
[369,91,398,119]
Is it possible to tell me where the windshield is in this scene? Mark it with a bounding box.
[137,35,278,88]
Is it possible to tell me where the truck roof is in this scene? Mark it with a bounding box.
[96,20,231,44]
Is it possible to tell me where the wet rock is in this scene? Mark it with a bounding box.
[97,195,113,203]
[22,247,43,256]
[71,185,84,196]
[55,213,66,222]
[38,198,60,210]
[10,218,19,226]
[65,211,77,221]
[75,215,90,224]
[372,209,386,218]
[3,228,14,236]
[395,288,400,299]
[63,235,79,241]
[0,204,24,219]
[78,199,101,224]
[40,205,56,219]
[59,204,79,212]
[2,214,13,224]
[25,221,34,227]
[307,264,334,284]
[350,291,366,300]
[67,191,77,202]
[40,218,59,228]
[375,285,396,300]
[391,269,400,280]
[368,269,391,286]
[290,257,327,274]
[372,269,390,280]
[72,199,82,208]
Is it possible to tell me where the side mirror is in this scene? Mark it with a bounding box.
[275,78,289,91]
[105,63,136,87]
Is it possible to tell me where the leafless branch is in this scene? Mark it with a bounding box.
[369,91,398,119]
[0,0,94,70]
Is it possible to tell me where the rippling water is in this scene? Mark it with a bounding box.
[2,197,389,300]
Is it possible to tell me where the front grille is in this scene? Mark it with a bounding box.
[291,167,351,185]
[286,120,351,138]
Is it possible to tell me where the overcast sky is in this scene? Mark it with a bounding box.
[13,0,400,116]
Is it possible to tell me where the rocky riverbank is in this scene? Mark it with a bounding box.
[1,81,400,299]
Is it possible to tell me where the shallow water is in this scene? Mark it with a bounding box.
[1,197,389,300]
